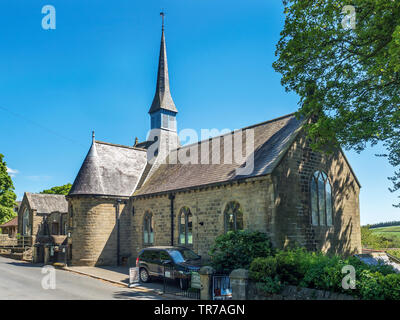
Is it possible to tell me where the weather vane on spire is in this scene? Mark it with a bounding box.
[160,10,165,30]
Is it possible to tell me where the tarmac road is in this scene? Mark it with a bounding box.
[0,256,163,300]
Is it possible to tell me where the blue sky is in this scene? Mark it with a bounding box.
[0,0,398,224]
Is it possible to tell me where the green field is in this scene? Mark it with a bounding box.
[370,226,400,246]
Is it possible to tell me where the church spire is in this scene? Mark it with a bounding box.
[148,12,178,114]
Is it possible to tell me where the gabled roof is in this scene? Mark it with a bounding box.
[148,24,178,114]
[0,216,18,228]
[134,113,304,196]
[69,140,148,197]
[25,193,68,214]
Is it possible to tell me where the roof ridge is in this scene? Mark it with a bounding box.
[29,193,66,196]
[174,112,298,151]
[95,140,147,152]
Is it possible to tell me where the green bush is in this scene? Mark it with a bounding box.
[358,270,385,300]
[274,247,312,284]
[249,256,278,280]
[255,276,282,294]
[249,257,282,294]
[382,273,400,300]
[248,246,400,300]
[209,230,273,274]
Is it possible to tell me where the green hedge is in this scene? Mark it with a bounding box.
[249,247,400,300]
[209,231,400,299]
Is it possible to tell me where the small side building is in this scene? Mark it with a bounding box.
[18,192,68,254]
[0,217,18,238]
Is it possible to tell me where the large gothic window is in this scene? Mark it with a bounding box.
[224,201,243,232]
[143,212,154,245]
[178,207,193,245]
[310,171,333,226]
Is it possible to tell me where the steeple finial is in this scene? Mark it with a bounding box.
[92,130,95,143]
[160,11,165,31]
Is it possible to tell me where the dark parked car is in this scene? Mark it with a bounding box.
[136,246,202,289]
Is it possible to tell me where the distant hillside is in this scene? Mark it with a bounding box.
[369,221,400,229]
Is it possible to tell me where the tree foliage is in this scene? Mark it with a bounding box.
[0,154,17,224]
[361,225,400,249]
[40,183,72,196]
[208,230,273,273]
[369,221,400,229]
[273,0,400,206]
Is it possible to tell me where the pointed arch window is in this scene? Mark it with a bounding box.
[310,171,333,226]
[22,208,31,236]
[224,201,243,232]
[178,207,193,245]
[143,212,154,245]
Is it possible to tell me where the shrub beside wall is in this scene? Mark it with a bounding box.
[209,231,400,300]
[249,247,400,300]
[209,230,272,274]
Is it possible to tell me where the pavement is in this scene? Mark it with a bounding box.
[0,256,164,300]
[63,265,195,299]
[64,265,166,294]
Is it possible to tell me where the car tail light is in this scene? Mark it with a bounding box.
[136,257,139,267]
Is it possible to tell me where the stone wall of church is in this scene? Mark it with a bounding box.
[131,177,275,259]
[271,131,361,255]
[68,196,131,266]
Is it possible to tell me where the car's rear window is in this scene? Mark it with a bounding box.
[167,248,200,263]
[141,250,159,261]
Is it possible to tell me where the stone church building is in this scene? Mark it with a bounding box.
[67,20,361,266]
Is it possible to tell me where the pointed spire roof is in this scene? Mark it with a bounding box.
[148,13,178,114]
[69,132,105,195]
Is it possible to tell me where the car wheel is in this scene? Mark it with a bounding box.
[179,278,188,290]
[139,268,150,283]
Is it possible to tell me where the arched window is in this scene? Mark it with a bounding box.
[178,207,193,245]
[143,212,154,245]
[310,171,333,226]
[22,208,30,236]
[224,201,243,232]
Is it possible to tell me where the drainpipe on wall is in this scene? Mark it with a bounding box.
[169,194,175,246]
[116,199,121,266]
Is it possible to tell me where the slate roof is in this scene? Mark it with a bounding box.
[0,216,18,228]
[148,26,178,114]
[134,113,304,196]
[69,140,148,197]
[25,193,68,214]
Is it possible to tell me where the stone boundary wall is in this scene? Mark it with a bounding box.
[229,268,356,300]
[0,234,17,247]
[248,281,356,300]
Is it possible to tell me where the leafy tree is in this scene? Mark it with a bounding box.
[40,183,72,195]
[273,0,400,206]
[209,230,273,273]
[0,154,17,224]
